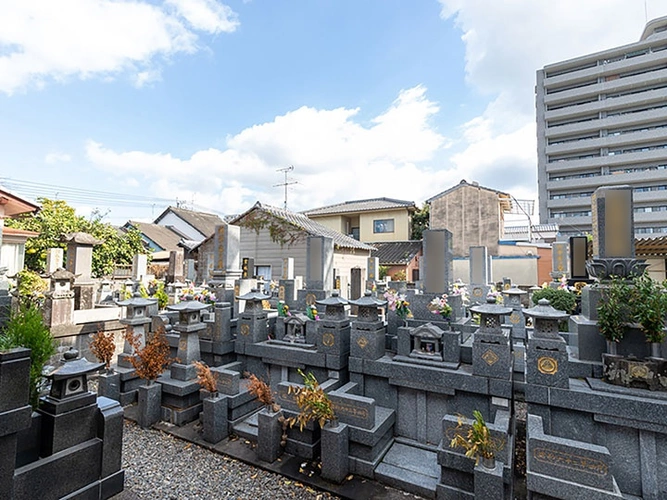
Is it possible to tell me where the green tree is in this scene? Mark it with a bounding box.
[411,203,429,240]
[6,198,148,277]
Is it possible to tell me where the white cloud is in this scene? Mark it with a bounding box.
[0,0,238,95]
[45,152,71,164]
[86,86,453,214]
[166,0,239,34]
[437,0,667,219]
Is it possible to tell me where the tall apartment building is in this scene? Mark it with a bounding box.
[537,16,667,237]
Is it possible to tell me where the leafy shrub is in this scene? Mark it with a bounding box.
[124,327,175,384]
[286,369,335,430]
[597,278,632,344]
[449,410,501,465]
[194,361,218,394]
[1,304,56,408]
[632,273,667,343]
[531,287,576,313]
[89,329,116,371]
[246,372,279,411]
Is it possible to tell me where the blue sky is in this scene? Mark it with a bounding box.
[2,0,667,226]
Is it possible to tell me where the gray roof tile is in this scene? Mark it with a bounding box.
[303,197,416,216]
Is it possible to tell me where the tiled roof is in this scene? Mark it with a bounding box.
[371,241,422,265]
[636,235,667,256]
[124,221,183,251]
[2,227,39,238]
[426,180,512,211]
[303,197,417,216]
[0,187,40,217]
[231,202,375,251]
[154,206,224,237]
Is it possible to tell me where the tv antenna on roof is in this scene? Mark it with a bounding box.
[274,165,298,210]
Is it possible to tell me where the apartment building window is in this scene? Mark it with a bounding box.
[373,219,395,233]
[636,226,667,234]
[634,205,667,213]
[551,210,592,219]
[549,172,599,181]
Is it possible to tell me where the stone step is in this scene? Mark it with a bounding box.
[232,410,259,441]
[374,442,439,499]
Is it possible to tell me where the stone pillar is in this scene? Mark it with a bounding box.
[281,257,294,280]
[296,236,334,309]
[0,348,32,500]
[257,408,283,462]
[167,249,185,284]
[469,246,491,305]
[306,236,334,291]
[422,229,453,294]
[45,248,64,274]
[551,241,568,281]
[62,232,102,310]
[569,236,589,281]
[132,254,148,282]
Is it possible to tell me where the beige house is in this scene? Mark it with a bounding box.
[303,198,416,243]
[193,202,376,297]
[427,180,512,257]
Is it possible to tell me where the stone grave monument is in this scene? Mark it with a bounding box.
[62,232,101,310]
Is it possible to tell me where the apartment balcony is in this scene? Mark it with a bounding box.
[546,148,667,174]
[546,127,667,156]
[546,106,667,139]
[546,196,593,210]
[544,48,667,89]
[544,67,667,107]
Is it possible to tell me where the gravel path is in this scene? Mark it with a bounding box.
[113,420,339,500]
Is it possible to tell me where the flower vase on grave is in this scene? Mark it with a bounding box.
[257,406,283,463]
[202,393,228,444]
[137,381,162,429]
[320,420,349,483]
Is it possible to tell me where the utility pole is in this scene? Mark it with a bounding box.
[274,166,297,210]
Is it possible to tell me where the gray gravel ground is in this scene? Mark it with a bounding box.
[113,420,339,500]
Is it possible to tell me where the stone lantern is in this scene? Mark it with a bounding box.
[117,293,157,368]
[316,292,350,361]
[349,291,387,360]
[470,297,513,379]
[502,286,527,340]
[235,288,270,349]
[167,299,211,380]
[49,268,75,297]
[43,268,76,328]
[39,348,104,456]
[522,298,570,388]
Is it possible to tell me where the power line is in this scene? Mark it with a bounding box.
[0,177,225,216]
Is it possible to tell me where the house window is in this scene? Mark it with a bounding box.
[373,219,394,234]
[350,227,360,240]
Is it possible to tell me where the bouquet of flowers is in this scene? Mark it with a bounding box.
[179,286,216,304]
[487,285,503,304]
[428,294,453,319]
[384,289,413,320]
[451,280,470,307]
[278,301,291,317]
[306,304,320,321]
